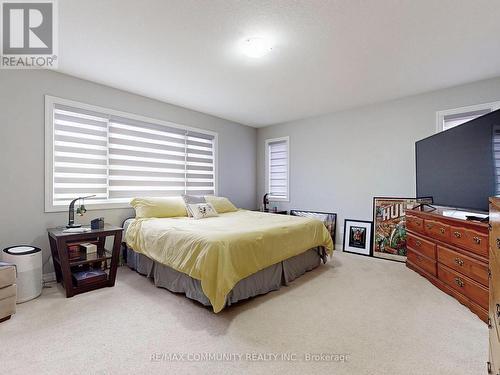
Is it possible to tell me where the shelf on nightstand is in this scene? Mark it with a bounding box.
[68,249,112,267]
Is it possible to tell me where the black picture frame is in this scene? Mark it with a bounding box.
[342,219,373,257]
[290,210,337,245]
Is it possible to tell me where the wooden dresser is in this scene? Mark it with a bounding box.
[489,198,500,375]
[406,207,489,323]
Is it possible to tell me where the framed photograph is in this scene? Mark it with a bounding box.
[372,196,433,262]
[342,219,373,256]
[290,210,337,245]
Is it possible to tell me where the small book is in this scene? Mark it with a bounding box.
[72,269,107,286]
[67,245,81,259]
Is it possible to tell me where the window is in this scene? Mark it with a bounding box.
[45,96,217,212]
[436,101,500,132]
[265,136,289,201]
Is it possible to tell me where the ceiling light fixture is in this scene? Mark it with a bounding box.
[241,37,273,58]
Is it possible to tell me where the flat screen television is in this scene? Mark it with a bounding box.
[415,109,500,213]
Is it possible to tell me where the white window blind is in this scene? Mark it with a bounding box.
[108,116,215,200]
[266,137,289,201]
[46,97,216,211]
[437,101,500,132]
[53,104,109,206]
[443,109,491,131]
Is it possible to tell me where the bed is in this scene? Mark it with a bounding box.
[124,209,334,312]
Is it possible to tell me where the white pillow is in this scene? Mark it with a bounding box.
[188,203,219,219]
[182,194,206,217]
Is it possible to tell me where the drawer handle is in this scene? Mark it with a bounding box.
[497,238,500,249]
[415,240,422,247]
[454,277,464,288]
[440,228,445,234]
[453,231,462,238]
[426,223,434,229]
[472,236,481,245]
[454,257,464,266]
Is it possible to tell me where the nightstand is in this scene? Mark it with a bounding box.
[47,225,123,297]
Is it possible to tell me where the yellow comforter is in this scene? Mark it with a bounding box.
[126,210,334,312]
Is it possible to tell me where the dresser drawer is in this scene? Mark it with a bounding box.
[438,264,488,309]
[424,219,450,242]
[449,226,488,258]
[407,233,436,259]
[437,246,488,286]
[407,249,436,276]
[467,299,488,323]
[490,248,500,342]
[439,278,469,307]
[406,214,424,234]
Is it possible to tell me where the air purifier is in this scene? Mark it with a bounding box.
[2,246,42,303]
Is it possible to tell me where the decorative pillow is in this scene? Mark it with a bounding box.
[204,196,238,213]
[182,194,206,217]
[188,203,219,219]
[130,197,188,218]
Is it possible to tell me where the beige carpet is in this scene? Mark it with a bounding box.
[0,251,487,375]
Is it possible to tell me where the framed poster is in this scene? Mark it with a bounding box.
[372,197,433,262]
[290,210,337,246]
[342,219,373,256]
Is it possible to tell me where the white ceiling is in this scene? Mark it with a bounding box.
[58,0,500,127]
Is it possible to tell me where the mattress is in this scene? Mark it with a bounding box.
[125,210,333,312]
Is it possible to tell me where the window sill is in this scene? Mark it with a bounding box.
[268,196,289,203]
[45,202,134,213]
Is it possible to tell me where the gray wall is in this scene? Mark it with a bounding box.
[257,77,500,246]
[0,70,257,274]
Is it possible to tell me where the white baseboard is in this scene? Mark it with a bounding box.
[43,272,56,283]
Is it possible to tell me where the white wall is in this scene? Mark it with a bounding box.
[257,77,500,246]
[0,70,257,273]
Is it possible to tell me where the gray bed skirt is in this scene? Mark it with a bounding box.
[125,246,327,309]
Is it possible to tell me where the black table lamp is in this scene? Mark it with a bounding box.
[263,193,270,212]
[67,195,95,228]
